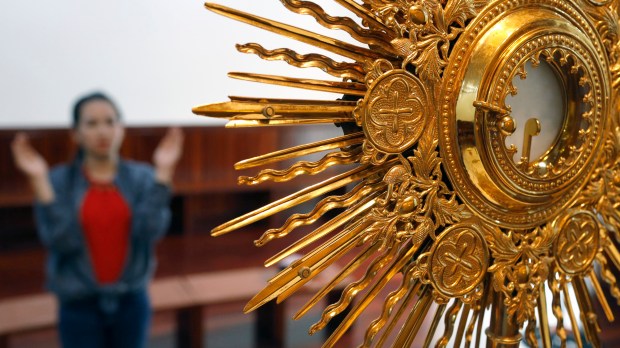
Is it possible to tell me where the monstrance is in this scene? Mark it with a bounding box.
[193,0,620,347]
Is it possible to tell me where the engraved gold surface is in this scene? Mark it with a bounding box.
[195,0,620,346]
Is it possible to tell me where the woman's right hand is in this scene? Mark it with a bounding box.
[11,133,55,203]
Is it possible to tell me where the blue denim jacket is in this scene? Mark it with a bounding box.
[34,158,171,305]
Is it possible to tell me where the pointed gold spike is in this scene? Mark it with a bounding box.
[572,276,601,347]
[392,286,433,348]
[225,117,353,127]
[605,242,620,270]
[228,72,366,96]
[588,269,614,322]
[244,219,368,313]
[264,196,377,267]
[437,299,464,348]
[322,241,422,347]
[293,241,381,320]
[422,303,447,348]
[236,131,363,170]
[537,284,552,348]
[562,282,584,348]
[205,2,383,62]
[211,163,381,236]
[192,96,356,118]
[453,303,471,348]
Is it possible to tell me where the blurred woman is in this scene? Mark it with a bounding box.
[11,92,183,348]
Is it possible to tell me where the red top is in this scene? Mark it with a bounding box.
[80,176,131,284]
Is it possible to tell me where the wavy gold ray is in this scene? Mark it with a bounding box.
[211,163,382,236]
[256,180,383,246]
[596,254,620,306]
[228,72,366,95]
[293,241,382,320]
[236,43,366,81]
[392,286,433,348]
[332,0,393,34]
[192,95,356,119]
[604,242,620,270]
[238,149,362,186]
[464,301,482,348]
[205,2,382,63]
[265,195,378,267]
[235,131,363,170]
[320,241,421,346]
[550,273,568,347]
[279,0,396,54]
[244,219,370,312]
[375,276,421,347]
[436,300,463,348]
[363,266,421,346]
[525,319,537,348]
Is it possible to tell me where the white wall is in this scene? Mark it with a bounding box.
[0,1,358,128]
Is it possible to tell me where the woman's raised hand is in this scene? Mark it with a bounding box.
[153,127,184,184]
[11,133,54,202]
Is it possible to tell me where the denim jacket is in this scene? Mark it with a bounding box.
[34,158,171,305]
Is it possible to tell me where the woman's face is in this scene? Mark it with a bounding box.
[73,99,124,159]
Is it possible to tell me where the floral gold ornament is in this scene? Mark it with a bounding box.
[193,0,620,346]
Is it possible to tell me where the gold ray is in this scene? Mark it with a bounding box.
[235,131,363,170]
[238,149,362,186]
[228,72,367,95]
[310,243,399,334]
[550,274,567,347]
[525,319,537,348]
[236,43,366,81]
[422,303,447,348]
[537,284,552,348]
[293,241,382,320]
[588,269,614,322]
[363,266,422,346]
[256,180,383,246]
[265,194,378,267]
[224,118,352,128]
[392,286,434,348]
[256,182,382,246]
[572,277,601,347]
[453,303,472,348]
[211,163,384,236]
[375,275,421,347]
[604,242,620,270]
[192,96,357,119]
[464,301,482,348]
[562,282,584,348]
[205,2,383,63]
[332,0,394,34]
[596,254,620,306]
[436,299,464,348]
[320,241,423,346]
[474,277,493,348]
[279,0,396,54]
[244,219,369,313]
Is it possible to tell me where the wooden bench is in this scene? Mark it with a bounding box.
[0,267,347,348]
[0,268,264,348]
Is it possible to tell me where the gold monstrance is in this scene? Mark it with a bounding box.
[193,0,620,347]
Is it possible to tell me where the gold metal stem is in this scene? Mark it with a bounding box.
[486,291,522,348]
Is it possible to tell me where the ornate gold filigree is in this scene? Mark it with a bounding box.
[194,0,620,346]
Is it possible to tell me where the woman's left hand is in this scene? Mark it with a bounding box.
[153,127,184,184]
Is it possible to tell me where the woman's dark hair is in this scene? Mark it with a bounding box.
[71,92,121,129]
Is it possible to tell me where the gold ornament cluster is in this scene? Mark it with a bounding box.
[195,0,620,346]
